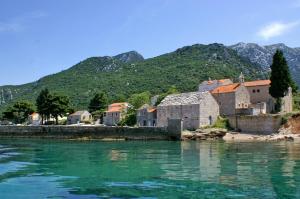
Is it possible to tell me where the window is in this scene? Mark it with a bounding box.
[252,89,256,93]
[257,89,260,93]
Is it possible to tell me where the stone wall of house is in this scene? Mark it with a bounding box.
[246,85,270,104]
[235,85,251,109]
[104,112,122,126]
[0,123,182,140]
[281,88,293,113]
[157,93,219,130]
[157,104,200,130]
[137,108,157,127]
[246,85,276,113]
[228,115,282,134]
[199,93,219,126]
[212,92,236,116]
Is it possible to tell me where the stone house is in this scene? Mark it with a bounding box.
[198,78,233,92]
[243,80,293,113]
[136,104,157,127]
[157,92,219,130]
[103,102,130,126]
[28,112,42,125]
[211,83,251,116]
[67,111,92,124]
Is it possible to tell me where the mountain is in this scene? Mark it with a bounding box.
[114,51,144,63]
[230,42,300,86]
[0,43,266,113]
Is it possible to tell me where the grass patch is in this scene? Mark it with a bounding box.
[211,116,231,129]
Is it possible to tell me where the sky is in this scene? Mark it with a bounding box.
[0,0,300,85]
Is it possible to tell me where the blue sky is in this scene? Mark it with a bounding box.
[1,0,300,85]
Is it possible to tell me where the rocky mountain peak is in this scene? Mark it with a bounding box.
[114,51,144,63]
[229,42,300,86]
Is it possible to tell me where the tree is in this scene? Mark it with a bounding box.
[2,101,35,124]
[118,108,137,126]
[128,91,151,109]
[36,89,70,124]
[48,94,70,125]
[88,92,108,114]
[36,88,52,124]
[269,50,297,112]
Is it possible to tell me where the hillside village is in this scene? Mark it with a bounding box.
[1,50,298,135]
[21,72,293,132]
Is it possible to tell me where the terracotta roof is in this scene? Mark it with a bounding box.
[211,83,240,94]
[110,102,128,107]
[244,80,271,87]
[106,102,128,113]
[106,107,122,113]
[148,108,157,113]
[218,79,230,83]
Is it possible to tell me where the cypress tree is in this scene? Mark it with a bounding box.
[269,50,296,112]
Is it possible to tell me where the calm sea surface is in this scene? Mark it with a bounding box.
[0,139,300,199]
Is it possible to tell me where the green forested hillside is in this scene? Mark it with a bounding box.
[0,43,266,113]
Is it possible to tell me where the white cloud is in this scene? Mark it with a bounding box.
[257,21,300,40]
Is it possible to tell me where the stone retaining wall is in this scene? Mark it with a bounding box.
[228,115,282,135]
[0,125,181,140]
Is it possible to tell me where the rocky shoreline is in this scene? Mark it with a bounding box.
[181,128,300,142]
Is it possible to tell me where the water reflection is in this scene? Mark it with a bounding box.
[0,139,299,198]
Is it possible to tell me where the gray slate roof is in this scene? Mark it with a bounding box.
[158,92,211,106]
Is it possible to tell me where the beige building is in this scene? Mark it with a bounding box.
[209,72,293,115]
[211,83,251,116]
[157,92,219,130]
[137,104,157,127]
[244,80,293,113]
[103,102,130,126]
[67,111,92,124]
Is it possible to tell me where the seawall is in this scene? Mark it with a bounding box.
[0,125,181,140]
[228,115,282,135]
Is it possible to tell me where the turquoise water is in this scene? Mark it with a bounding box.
[0,139,300,198]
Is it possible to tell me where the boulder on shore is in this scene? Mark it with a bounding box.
[182,128,227,141]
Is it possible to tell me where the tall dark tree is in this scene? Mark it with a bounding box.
[2,101,35,124]
[269,50,297,112]
[88,92,108,121]
[48,94,70,124]
[88,92,108,113]
[36,88,52,124]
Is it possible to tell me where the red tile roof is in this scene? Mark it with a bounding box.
[244,80,271,87]
[106,102,128,113]
[211,83,240,94]
[148,108,157,113]
[211,79,271,94]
